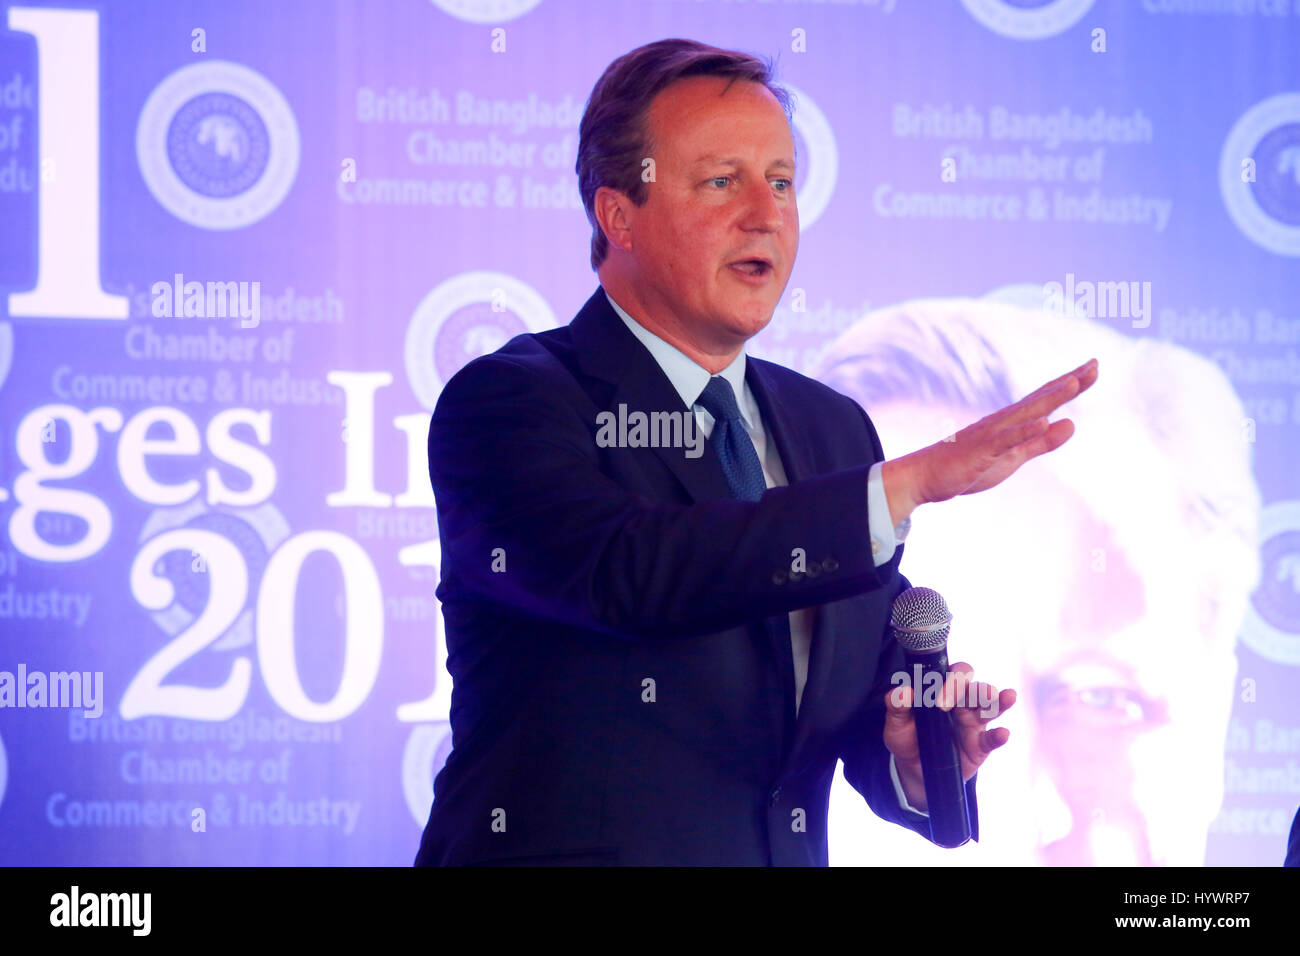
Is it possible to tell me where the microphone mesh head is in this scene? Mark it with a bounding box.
[890,586,952,651]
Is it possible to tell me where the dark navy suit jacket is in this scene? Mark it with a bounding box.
[414,286,978,865]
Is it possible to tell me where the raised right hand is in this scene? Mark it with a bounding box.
[881,358,1099,524]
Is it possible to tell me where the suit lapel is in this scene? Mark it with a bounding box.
[569,288,734,504]
[744,358,814,485]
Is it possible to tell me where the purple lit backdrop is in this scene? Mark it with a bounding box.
[0,0,1296,865]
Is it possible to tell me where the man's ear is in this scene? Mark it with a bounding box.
[594,185,635,254]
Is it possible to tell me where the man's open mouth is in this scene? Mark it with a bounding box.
[729,258,772,277]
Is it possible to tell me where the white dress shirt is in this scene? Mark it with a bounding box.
[602,288,927,817]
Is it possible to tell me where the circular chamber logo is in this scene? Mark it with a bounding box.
[403,723,454,826]
[137,61,300,230]
[959,0,1096,40]
[428,0,543,23]
[403,271,557,411]
[1241,500,1300,666]
[784,83,837,233]
[1219,93,1300,257]
[136,500,291,650]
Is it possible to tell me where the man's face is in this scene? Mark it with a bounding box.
[614,75,798,352]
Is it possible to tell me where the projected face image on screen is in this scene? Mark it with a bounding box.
[886,460,1235,866]
[817,298,1261,866]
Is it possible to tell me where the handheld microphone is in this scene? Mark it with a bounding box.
[889,586,971,848]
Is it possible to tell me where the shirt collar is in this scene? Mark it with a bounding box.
[602,287,752,428]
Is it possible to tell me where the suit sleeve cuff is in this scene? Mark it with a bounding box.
[867,461,897,568]
[889,752,930,818]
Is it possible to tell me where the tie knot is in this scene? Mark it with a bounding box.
[696,376,743,423]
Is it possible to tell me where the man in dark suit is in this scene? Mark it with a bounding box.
[414,39,1097,866]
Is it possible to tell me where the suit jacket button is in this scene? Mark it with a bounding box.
[823,557,839,573]
[788,570,804,583]
[772,570,787,585]
[806,562,821,578]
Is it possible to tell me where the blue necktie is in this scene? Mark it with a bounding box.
[695,376,768,502]
[696,376,797,735]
